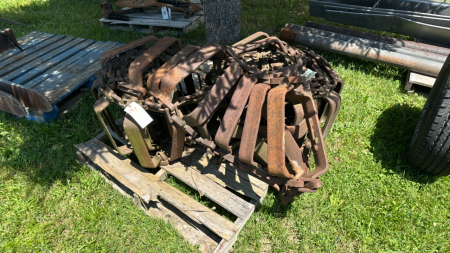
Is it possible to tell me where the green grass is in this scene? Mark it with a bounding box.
[1,0,450,252]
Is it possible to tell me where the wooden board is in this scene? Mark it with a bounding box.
[180,146,269,202]
[405,71,436,91]
[100,7,204,34]
[0,31,122,122]
[77,150,221,253]
[76,133,267,252]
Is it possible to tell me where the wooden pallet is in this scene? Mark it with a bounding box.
[100,7,204,34]
[76,134,268,252]
[0,31,122,122]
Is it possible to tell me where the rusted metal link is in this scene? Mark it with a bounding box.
[159,43,223,107]
[267,85,296,178]
[215,75,257,152]
[239,83,270,167]
[164,108,186,161]
[148,45,200,97]
[232,37,293,59]
[129,36,181,90]
[99,36,158,68]
[123,114,163,168]
[320,91,342,139]
[232,31,270,47]
[183,62,243,127]
[92,32,343,204]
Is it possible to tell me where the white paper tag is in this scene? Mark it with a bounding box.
[161,6,171,20]
[124,102,153,128]
[301,68,317,81]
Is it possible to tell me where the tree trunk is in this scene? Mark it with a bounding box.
[203,0,241,45]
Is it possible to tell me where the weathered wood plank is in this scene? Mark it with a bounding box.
[2,38,86,82]
[78,138,239,241]
[0,32,54,62]
[23,41,105,88]
[214,199,258,253]
[76,150,220,253]
[139,197,220,253]
[155,168,167,181]
[0,35,66,75]
[125,9,204,21]
[99,8,204,34]
[16,31,44,44]
[181,146,269,201]
[38,42,121,104]
[161,162,254,219]
[11,39,96,85]
[409,72,435,88]
[76,142,153,203]
[100,17,192,29]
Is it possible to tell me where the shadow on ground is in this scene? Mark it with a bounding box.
[0,95,102,188]
[370,103,438,184]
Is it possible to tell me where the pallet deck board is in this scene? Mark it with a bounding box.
[181,146,269,201]
[36,42,120,104]
[405,71,436,91]
[0,31,122,122]
[77,141,154,202]
[100,7,204,34]
[76,132,267,252]
[3,37,86,82]
[78,138,239,242]
[22,41,106,88]
[214,199,258,253]
[162,162,254,219]
[0,32,55,62]
[12,39,96,85]
[76,150,221,253]
[0,35,67,76]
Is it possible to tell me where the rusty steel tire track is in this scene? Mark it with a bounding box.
[91,32,343,205]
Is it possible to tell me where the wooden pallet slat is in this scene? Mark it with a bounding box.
[37,42,121,103]
[214,199,258,253]
[0,31,123,122]
[77,138,239,242]
[0,32,55,62]
[77,142,153,202]
[12,39,96,85]
[162,162,254,219]
[3,38,86,82]
[181,147,269,201]
[76,132,267,252]
[405,71,436,91]
[77,150,221,253]
[99,8,204,34]
[0,35,66,74]
[22,41,106,88]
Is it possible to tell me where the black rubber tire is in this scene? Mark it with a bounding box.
[408,56,450,176]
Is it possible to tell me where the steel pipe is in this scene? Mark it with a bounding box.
[280,27,443,77]
[285,23,447,63]
[306,22,450,56]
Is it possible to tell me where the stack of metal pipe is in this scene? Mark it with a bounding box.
[280,22,450,77]
[308,0,450,46]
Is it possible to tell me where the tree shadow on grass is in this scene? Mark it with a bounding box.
[0,95,102,189]
[369,103,439,184]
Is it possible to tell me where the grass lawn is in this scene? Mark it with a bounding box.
[1,0,449,252]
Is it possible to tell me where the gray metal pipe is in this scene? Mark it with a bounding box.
[280,27,443,77]
[310,0,450,16]
[285,23,447,63]
[306,21,450,56]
